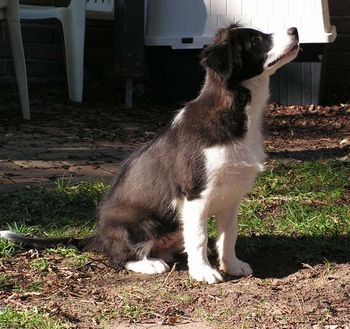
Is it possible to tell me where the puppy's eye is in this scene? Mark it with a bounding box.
[251,36,262,45]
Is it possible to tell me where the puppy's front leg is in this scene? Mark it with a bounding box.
[182,198,223,284]
[216,203,253,277]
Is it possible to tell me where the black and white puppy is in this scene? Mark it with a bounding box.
[1,24,299,284]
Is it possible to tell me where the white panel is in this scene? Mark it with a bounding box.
[311,62,322,103]
[242,0,258,16]
[211,0,226,16]
[157,0,168,17]
[251,16,268,32]
[164,0,174,17]
[203,0,211,15]
[218,15,235,28]
[145,0,336,47]
[168,17,186,36]
[287,63,302,105]
[235,15,252,27]
[314,0,323,14]
[303,0,315,15]
[272,0,287,15]
[289,0,303,17]
[186,0,207,18]
[154,16,169,37]
[257,0,273,17]
[148,0,155,16]
[166,0,181,17]
[146,18,155,37]
[268,16,285,33]
[204,16,219,36]
[285,16,301,30]
[227,0,242,16]
[301,63,312,104]
[185,17,206,36]
[301,17,324,35]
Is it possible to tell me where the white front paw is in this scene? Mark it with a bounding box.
[220,258,253,277]
[125,259,170,274]
[189,265,223,284]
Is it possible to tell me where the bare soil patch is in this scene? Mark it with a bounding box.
[0,82,349,191]
[1,250,349,328]
[265,103,350,160]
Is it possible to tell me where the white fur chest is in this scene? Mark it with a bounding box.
[203,140,264,215]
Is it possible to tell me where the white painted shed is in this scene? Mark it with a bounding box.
[144,0,337,105]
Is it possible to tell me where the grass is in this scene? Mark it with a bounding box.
[212,161,349,244]
[0,179,108,258]
[238,160,350,236]
[0,160,349,258]
[0,308,67,329]
[111,295,154,319]
[45,247,91,268]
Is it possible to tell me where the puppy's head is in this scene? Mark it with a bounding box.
[265,27,299,73]
[201,24,299,85]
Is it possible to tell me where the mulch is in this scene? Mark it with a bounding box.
[0,81,349,192]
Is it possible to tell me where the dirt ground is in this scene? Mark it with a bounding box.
[0,82,349,192]
[2,251,349,328]
[0,83,350,328]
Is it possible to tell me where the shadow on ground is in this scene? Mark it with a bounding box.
[144,234,350,281]
[235,235,350,279]
[268,146,350,160]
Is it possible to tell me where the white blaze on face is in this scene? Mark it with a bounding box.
[264,28,299,74]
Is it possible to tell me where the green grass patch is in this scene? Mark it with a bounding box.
[205,160,349,265]
[99,294,154,323]
[0,160,349,261]
[0,274,14,290]
[45,247,91,268]
[205,160,350,239]
[238,160,350,237]
[29,258,50,272]
[0,239,17,259]
[0,179,107,230]
[0,179,108,258]
[0,308,67,329]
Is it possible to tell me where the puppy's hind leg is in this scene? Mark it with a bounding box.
[125,241,170,274]
[99,204,170,274]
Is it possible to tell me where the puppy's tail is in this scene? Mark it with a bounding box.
[0,230,94,251]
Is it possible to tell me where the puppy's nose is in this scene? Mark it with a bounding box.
[287,27,299,38]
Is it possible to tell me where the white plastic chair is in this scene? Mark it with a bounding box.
[20,1,86,103]
[20,0,115,104]
[0,0,30,120]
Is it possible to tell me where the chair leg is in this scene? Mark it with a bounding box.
[61,9,86,103]
[7,20,30,120]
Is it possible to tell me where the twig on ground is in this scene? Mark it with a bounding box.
[162,263,177,286]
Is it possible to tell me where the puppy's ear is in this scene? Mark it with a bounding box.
[201,42,232,80]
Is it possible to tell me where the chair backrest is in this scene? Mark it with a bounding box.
[86,0,114,20]
[1,0,20,21]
